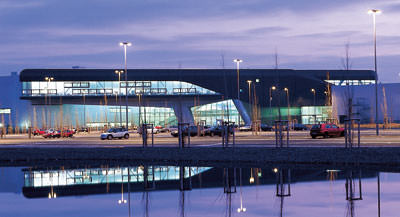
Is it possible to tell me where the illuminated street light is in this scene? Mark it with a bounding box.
[119,42,132,130]
[237,168,247,213]
[311,89,316,124]
[249,168,255,184]
[44,77,54,129]
[273,168,279,173]
[284,88,290,125]
[234,58,243,126]
[118,182,127,204]
[269,86,276,109]
[115,70,124,127]
[368,9,381,136]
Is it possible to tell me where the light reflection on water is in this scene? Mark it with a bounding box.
[0,166,398,217]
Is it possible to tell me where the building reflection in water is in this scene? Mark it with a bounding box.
[23,166,211,189]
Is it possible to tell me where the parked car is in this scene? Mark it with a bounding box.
[100,128,129,140]
[310,123,344,139]
[170,126,198,137]
[78,127,89,133]
[156,126,169,133]
[261,124,273,131]
[42,129,61,138]
[207,126,234,137]
[293,124,308,131]
[239,125,252,131]
[32,129,46,136]
[62,129,74,138]
[137,125,159,134]
[167,125,178,133]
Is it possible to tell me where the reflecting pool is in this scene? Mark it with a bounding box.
[0,165,397,217]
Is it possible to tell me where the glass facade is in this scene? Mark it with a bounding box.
[325,80,375,86]
[32,104,177,128]
[22,81,219,96]
[191,100,241,126]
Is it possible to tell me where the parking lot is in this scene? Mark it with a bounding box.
[2,129,400,148]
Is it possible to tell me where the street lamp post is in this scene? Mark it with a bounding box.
[270,86,276,123]
[83,93,86,127]
[115,70,124,127]
[368,9,381,135]
[234,59,243,126]
[284,88,290,124]
[120,42,132,130]
[45,77,54,129]
[247,80,252,127]
[311,88,316,124]
[269,86,276,109]
[237,168,246,213]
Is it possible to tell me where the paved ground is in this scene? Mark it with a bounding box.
[2,129,400,148]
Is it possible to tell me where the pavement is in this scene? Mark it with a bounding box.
[2,129,400,148]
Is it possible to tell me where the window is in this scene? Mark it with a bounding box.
[72,89,81,95]
[81,82,89,88]
[64,82,72,87]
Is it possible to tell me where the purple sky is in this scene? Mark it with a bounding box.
[0,0,399,82]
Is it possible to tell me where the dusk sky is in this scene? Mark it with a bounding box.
[0,0,399,82]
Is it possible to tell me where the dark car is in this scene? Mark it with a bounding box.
[261,124,273,131]
[293,124,308,131]
[310,123,344,139]
[206,126,234,137]
[171,126,198,137]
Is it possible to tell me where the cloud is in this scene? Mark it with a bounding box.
[0,1,44,9]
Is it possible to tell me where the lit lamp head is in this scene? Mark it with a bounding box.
[249,176,255,183]
[368,9,382,15]
[233,59,243,63]
[271,86,276,90]
[247,80,252,84]
[311,88,315,93]
[273,168,278,173]
[45,77,54,81]
[237,207,247,213]
[119,42,132,47]
[114,70,124,74]
[284,87,288,92]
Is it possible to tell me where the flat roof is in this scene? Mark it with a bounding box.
[20,68,375,82]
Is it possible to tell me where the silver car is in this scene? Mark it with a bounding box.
[100,128,129,140]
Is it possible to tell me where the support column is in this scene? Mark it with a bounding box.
[172,103,195,125]
[232,99,251,125]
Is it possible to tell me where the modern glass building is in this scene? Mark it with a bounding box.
[19,68,375,128]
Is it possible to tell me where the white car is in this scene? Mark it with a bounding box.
[100,128,129,140]
[239,125,252,131]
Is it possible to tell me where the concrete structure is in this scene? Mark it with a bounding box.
[0,72,30,130]
[18,68,375,128]
[332,83,400,123]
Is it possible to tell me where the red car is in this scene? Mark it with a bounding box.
[62,130,74,138]
[42,129,61,138]
[310,123,345,139]
[32,129,46,136]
